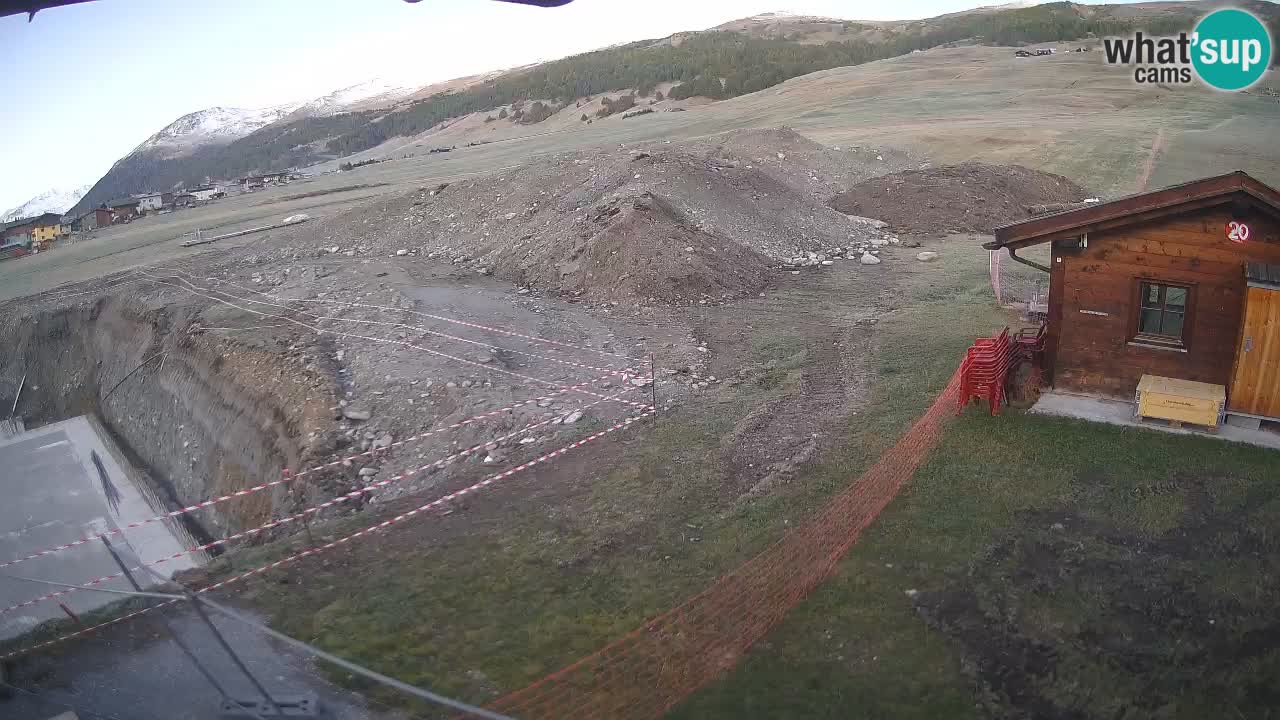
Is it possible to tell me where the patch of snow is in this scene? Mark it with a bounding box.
[985,0,1041,8]
[133,102,307,155]
[295,77,416,116]
[2,184,91,222]
[128,78,417,160]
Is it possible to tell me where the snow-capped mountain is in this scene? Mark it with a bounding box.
[132,102,307,157]
[2,185,91,222]
[293,78,416,116]
[127,79,416,160]
[71,75,428,214]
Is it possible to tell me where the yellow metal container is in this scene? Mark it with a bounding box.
[1135,374,1226,429]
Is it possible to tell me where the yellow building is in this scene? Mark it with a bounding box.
[32,222,62,244]
[28,214,64,251]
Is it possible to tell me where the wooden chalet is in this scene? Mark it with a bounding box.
[987,171,1280,426]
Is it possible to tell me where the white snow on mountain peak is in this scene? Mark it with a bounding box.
[135,102,307,154]
[36,75,422,205]
[130,78,416,159]
[2,184,92,222]
[297,77,416,114]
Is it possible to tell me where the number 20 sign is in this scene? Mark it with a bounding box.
[1227,220,1251,244]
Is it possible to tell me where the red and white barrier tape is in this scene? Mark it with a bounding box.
[140,272,650,412]
[174,268,628,361]
[0,386,642,616]
[200,408,653,593]
[0,599,182,661]
[166,270,629,377]
[0,407,653,661]
[0,370,634,572]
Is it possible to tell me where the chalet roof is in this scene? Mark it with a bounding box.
[986,171,1280,250]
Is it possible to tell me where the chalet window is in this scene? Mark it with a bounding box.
[1135,281,1190,346]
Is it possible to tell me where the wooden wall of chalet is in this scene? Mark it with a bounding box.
[1047,205,1280,396]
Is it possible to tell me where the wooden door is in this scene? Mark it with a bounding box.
[1229,286,1280,417]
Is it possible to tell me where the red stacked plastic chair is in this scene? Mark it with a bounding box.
[959,328,1014,415]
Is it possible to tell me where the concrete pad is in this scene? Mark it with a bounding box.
[0,416,200,641]
[1030,391,1280,451]
[1226,414,1263,431]
[1,604,390,720]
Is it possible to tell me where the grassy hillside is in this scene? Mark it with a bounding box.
[73,0,1267,213]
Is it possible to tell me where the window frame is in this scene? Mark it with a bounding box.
[1130,279,1194,349]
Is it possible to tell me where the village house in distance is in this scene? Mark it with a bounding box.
[1,172,297,263]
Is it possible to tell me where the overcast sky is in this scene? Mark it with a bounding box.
[0,0,1128,211]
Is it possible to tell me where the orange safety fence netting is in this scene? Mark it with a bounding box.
[489,364,965,719]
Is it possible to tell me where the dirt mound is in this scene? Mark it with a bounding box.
[531,192,774,303]
[681,127,917,203]
[829,162,1088,235]
[272,128,907,306]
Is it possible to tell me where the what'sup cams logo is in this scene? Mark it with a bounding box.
[1103,8,1272,90]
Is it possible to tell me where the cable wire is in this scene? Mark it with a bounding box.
[35,560,514,720]
[171,266,631,361]
[164,267,628,375]
[196,596,515,720]
[0,571,184,600]
[140,271,647,410]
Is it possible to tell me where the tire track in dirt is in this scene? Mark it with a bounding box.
[1135,127,1166,192]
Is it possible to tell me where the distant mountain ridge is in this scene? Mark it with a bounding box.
[291,77,416,117]
[69,77,418,213]
[134,103,307,159]
[130,78,417,161]
[70,0,1279,215]
[3,185,91,222]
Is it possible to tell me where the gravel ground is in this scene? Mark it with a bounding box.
[243,128,921,306]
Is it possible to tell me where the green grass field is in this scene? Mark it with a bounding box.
[674,408,1280,719]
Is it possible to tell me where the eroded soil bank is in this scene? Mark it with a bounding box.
[0,297,336,539]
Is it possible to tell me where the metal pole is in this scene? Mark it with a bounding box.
[286,469,316,547]
[197,596,516,720]
[184,591,283,717]
[9,372,24,418]
[99,538,235,701]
